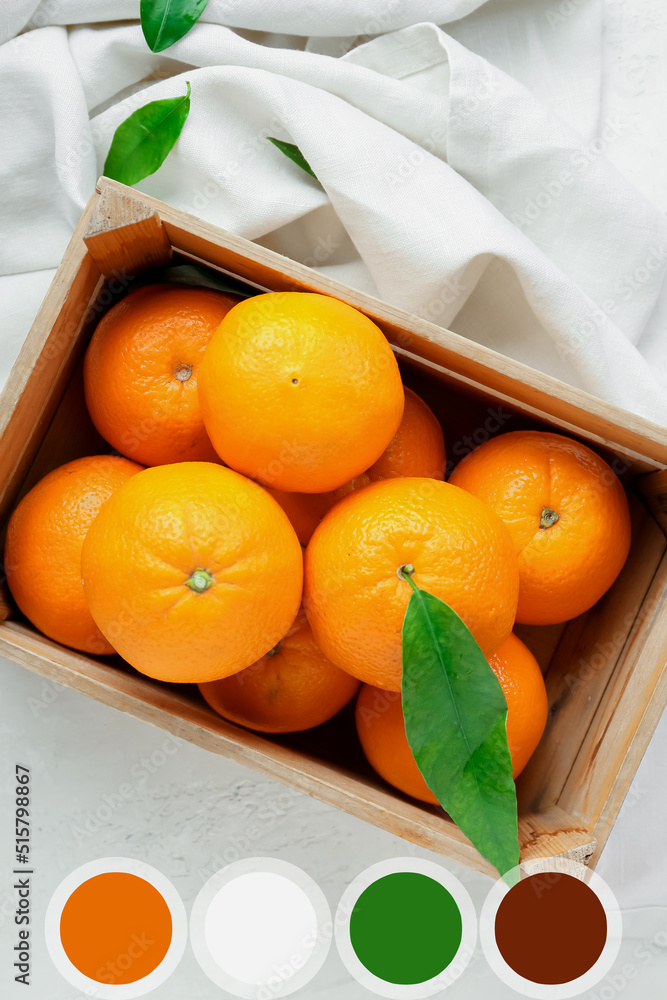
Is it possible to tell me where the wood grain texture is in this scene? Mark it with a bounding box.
[560,549,667,859]
[517,496,667,815]
[0,200,103,529]
[514,622,568,674]
[13,357,109,503]
[0,619,596,876]
[2,176,667,875]
[637,469,667,537]
[83,185,172,278]
[90,178,667,470]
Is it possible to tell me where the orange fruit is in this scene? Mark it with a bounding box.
[198,291,405,492]
[266,474,372,547]
[265,489,335,547]
[355,633,548,803]
[329,474,372,500]
[304,477,519,691]
[4,455,143,654]
[83,285,239,466]
[81,462,303,683]
[368,386,446,480]
[266,387,444,544]
[448,430,631,624]
[355,686,432,803]
[199,609,360,733]
[487,632,549,776]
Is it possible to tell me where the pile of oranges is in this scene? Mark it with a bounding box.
[4,286,632,804]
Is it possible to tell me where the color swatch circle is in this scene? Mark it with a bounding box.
[350,873,462,984]
[335,858,476,998]
[60,872,172,984]
[189,857,332,997]
[45,858,187,998]
[480,859,622,998]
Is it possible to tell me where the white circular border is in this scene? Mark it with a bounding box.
[480,859,623,998]
[189,857,332,998]
[335,857,477,999]
[44,857,187,999]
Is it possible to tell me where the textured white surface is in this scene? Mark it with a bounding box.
[2,2,667,998]
[1,658,667,998]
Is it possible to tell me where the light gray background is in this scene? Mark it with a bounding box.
[2,1,667,997]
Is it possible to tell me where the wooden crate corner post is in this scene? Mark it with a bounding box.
[83,182,173,279]
[3,179,667,877]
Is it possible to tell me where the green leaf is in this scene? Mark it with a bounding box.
[402,584,508,780]
[400,571,519,879]
[443,716,520,882]
[103,82,191,186]
[267,137,320,181]
[141,0,209,52]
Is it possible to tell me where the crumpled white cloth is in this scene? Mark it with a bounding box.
[1,0,666,936]
[2,4,667,420]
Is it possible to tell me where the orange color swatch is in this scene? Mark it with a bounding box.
[59,872,172,985]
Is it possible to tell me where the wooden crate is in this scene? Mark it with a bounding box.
[2,177,667,879]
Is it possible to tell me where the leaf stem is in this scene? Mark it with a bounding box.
[540,506,560,528]
[185,568,214,593]
[397,563,417,590]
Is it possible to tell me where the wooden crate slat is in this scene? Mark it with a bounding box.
[83,185,173,278]
[637,468,667,537]
[84,177,667,468]
[391,349,662,475]
[559,549,667,851]
[0,193,105,525]
[0,620,596,876]
[2,176,667,876]
[517,495,667,814]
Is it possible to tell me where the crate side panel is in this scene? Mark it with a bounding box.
[0,621,596,875]
[517,497,666,814]
[0,240,103,524]
[13,358,109,503]
[394,351,660,476]
[146,208,667,468]
[559,549,667,842]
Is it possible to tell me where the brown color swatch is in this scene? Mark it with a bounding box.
[494,871,607,985]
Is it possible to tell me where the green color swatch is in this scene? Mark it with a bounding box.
[349,872,462,985]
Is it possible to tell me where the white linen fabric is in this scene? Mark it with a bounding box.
[3,3,667,420]
[1,0,666,938]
